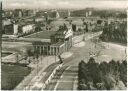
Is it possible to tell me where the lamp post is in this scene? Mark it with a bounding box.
[36,51,39,75]
[55,53,56,62]
[0,3,2,90]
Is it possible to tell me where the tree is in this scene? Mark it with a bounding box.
[35,26,41,32]
[97,20,102,24]
[47,19,53,25]
[104,73,116,90]
[78,28,82,32]
[119,60,127,86]
[88,57,95,64]
[99,61,109,75]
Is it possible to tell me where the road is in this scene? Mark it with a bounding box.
[20,32,101,90]
[45,65,78,90]
[29,39,93,90]
[7,31,125,90]
[44,37,101,90]
[44,32,126,90]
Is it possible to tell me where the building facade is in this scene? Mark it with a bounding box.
[13,9,23,18]
[3,19,15,35]
[18,23,35,34]
[22,24,35,34]
[33,24,73,55]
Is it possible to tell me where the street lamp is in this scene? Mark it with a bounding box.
[55,53,56,62]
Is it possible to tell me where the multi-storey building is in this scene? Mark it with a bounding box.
[13,9,23,18]
[3,19,18,35]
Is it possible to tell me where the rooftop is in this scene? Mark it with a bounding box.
[3,19,12,26]
[32,41,51,45]
[51,42,64,47]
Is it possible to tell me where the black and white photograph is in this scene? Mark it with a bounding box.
[0,0,127,90]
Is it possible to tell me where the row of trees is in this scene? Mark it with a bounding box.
[100,21,127,44]
[92,10,127,19]
[78,57,127,90]
[70,9,126,19]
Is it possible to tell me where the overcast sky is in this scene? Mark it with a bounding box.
[2,0,128,9]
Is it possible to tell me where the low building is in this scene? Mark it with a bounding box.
[22,9,34,17]
[18,23,35,34]
[3,19,35,36]
[4,10,13,18]
[3,19,18,35]
[35,17,45,22]
[48,10,58,18]
[22,24,35,34]
[59,11,69,18]
[13,9,23,18]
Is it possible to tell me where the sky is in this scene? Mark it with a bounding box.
[2,0,128,9]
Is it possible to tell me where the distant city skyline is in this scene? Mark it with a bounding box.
[2,0,128,10]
